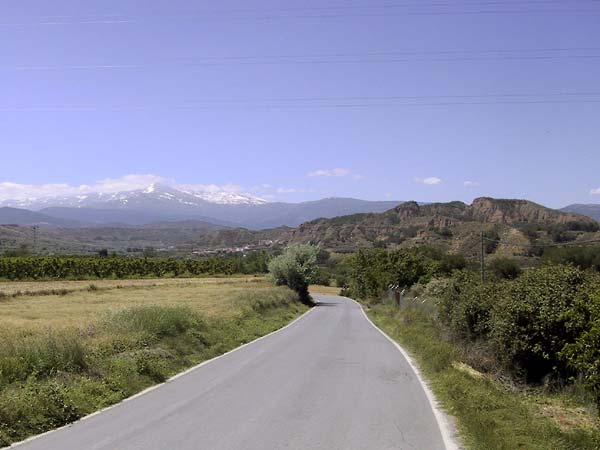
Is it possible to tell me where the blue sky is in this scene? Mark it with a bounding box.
[1,0,599,207]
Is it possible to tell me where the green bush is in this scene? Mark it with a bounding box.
[490,266,591,381]
[561,292,600,414]
[437,265,600,393]
[487,257,522,280]
[268,245,318,304]
[311,267,331,286]
[346,247,464,300]
[0,333,87,386]
[542,246,600,272]
[438,271,498,341]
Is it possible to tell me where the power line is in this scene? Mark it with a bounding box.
[122,0,600,14]
[483,236,600,248]
[3,53,600,71]
[2,98,600,113]
[2,6,599,26]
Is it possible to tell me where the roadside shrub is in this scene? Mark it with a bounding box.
[0,380,80,445]
[0,332,87,385]
[347,248,433,299]
[561,292,600,414]
[335,275,348,288]
[491,265,590,381]
[105,306,202,339]
[311,268,331,286]
[438,271,498,341]
[268,245,318,304]
[234,287,298,314]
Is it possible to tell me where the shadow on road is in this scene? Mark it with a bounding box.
[315,301,338,307]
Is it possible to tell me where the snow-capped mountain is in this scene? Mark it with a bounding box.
[0,185,402,229]
[0,183,266,210]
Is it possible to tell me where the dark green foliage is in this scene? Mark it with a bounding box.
[566,221,600,233]
[438,271,498,341]
[543,246,600,271]
[346,247,465,299]
[561,293,600,414]
[491,266,591,381]
[487,257,522,280]
[0,253,272,281]
[438,265,600,394]
[311,268,331,286]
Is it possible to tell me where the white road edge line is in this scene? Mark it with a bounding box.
[349,298,461,450]
[4,305,317,450]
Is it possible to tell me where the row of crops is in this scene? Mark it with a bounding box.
[0,253,271,280]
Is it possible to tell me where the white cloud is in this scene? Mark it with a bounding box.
[307,168,351,178]
[591,187,600,195]
[464,181,480,187]
[274,187,320,195]
[0,182,86,201]
[414,177,443,186]
[353,174,367,180]
[94,174,166,193]
[178,183,243,194]
[0,174,166,201]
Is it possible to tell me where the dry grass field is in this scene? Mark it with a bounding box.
[0,276,306,446]
[0,276,269,330]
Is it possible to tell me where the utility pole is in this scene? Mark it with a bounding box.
[480,231,485,282]
[32,225,38,255]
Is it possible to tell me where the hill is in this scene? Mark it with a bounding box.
[285,197,599,254]
[561,204,600,221]
[0,207,84,227]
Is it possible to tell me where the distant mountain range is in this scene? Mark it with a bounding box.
[561,204,600,221]
[0,183,266,210]
[0,183,402,229]
[0,207,83,228]
[1,197,597,256]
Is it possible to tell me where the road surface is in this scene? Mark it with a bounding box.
[9,295,453,450]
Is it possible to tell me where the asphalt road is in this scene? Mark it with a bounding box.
[10,295,454,450]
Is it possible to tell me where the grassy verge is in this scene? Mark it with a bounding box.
[0,279,307,447]
[367,304,600,450]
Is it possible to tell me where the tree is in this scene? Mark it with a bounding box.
[488,257,522,280]
[268,245,318,304]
